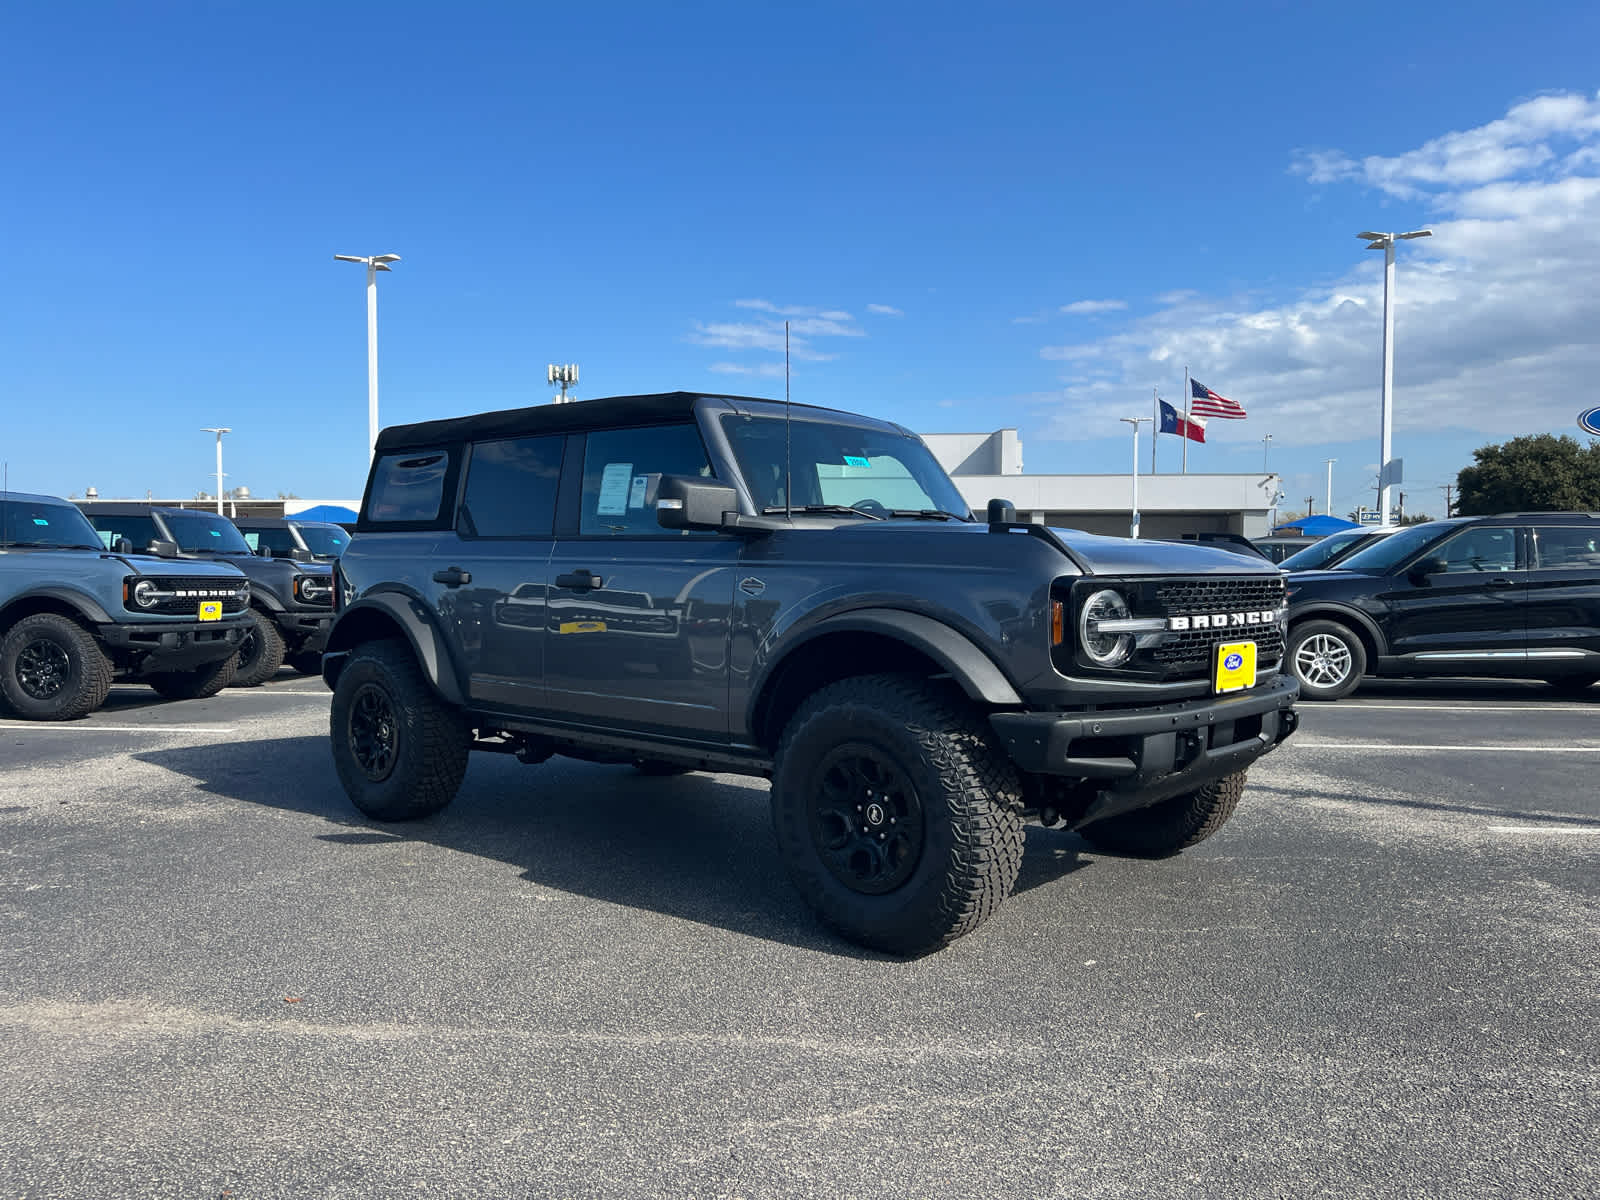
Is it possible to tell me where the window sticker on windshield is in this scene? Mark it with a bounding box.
[33,517,49,526]
[628,475,649,509]
[597,462,634,515]
[843,455,871,469]
[209,529,221,536]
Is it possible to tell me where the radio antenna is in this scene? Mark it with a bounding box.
[784,320,793,521]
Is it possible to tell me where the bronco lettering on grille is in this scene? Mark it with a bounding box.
[1166,608,1282,631]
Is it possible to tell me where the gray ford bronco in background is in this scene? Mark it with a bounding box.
[324,392,1300,954]
[79,504,335,684]
[0,492,251,719]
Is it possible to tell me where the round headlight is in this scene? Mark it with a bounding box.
[132,579,161,608]
[1079,589,1134,667]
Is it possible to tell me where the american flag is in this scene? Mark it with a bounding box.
[1189,378,1247,419]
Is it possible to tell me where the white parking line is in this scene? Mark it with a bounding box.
[1326,704,1595,713]
[1486,825,1600,834]
[1292,742,1600,752]
[0,724,238,734]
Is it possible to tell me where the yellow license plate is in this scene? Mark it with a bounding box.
[1214,641,1257,693]
[198,601,223,622]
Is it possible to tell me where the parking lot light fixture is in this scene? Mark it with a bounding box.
[1358,229,1432,525]
[201,427,231,515]
[334,253,402,465]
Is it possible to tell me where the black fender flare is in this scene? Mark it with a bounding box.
[757,607,1024,709]
[247,584,288,614]
[322,592,466,705]
[0,586,115,628]
[1287,603,1388,658]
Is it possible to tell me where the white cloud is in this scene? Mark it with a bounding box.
[867,303,903,316]
[1060,299,1128,315]
[707,362,787,378]
[1038,91,1600,448]
[690,300,863,366]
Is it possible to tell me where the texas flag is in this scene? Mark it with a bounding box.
[1159,398,1207,443]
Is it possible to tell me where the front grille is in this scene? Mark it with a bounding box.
[1154,576,1288,615]
[1142,575,1286,678]
[129,576,249,617]
[1149,624,1286,673]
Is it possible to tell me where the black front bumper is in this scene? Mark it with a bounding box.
[98,618,249,673]
[270,610,334,651]
[990,673,1300,813]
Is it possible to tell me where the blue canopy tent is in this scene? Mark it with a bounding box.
[290,504,359,525]
[1273,514,1361,536]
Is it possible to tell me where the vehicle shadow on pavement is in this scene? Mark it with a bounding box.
[134,735,1090,957]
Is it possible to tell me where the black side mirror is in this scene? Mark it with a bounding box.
[255,545,272,556]
[114,537,133,554]
[1408,556,1445,585]
[149,539,179,558]
[655,474,740,531]
[289,547,313,562]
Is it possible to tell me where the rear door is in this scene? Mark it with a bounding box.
[543,423,738,739]
[1381,523,1527,661]
[1523,524,1600,669]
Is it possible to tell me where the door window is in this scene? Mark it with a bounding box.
[365,451,451,524]
[461,435,563,538]
[1531,526,1600,570]
[86,513,160,551]
[1430,526,1520,573]
[578,425,714,536]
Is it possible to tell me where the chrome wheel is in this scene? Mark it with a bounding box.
[1294,633,1353,688]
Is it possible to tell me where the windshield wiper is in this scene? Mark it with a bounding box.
[762,504,886,521]
[2,540,103,550]
[887,509,971,522]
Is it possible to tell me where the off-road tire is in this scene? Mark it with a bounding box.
[0,613,113,721]
[146,654,238,700]
[1079,770,1248,858]
[286,650,324,677]
[1545,674,1600,696]
[1285,619,1367,701]
[771,674,1025,956]
[633,759,692,776]
[330,639,470,821]
[232,607,285,687]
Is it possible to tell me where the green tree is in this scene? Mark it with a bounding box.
[1455,434,1600,515]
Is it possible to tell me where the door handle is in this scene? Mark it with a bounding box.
[432,566,472,587]
[555,569,604,591]
[1487,577,1515,588]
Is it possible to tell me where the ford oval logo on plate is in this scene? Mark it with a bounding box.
[1224,653,1244,671]
[1580,407,1600,436]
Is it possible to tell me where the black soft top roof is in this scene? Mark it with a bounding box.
[374,390,908,452]
[79,503,235,518]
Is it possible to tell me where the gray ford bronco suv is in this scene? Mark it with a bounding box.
[0,492,251,719]
[80,504,335,685]
[324,392,1299,954]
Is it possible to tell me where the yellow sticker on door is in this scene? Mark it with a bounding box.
[1214,641,1256,693]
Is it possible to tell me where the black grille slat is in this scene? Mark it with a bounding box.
[133,576,249,617]
[1154,576,1287,614]
[1135,575,1287,680]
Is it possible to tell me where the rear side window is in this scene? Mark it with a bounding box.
[245,528,297,555]
[1532,526,1600,569]
[461,435,563,538]
[578,424,713,536]
[365,451,451,524]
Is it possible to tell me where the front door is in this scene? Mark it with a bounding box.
[542,423,737,739]
[1382,523,1527,664]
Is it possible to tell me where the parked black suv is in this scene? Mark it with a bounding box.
[1284,513,1600,700]
[324,392,1299,953]
[80,505,335,684]
[232,516,349,563]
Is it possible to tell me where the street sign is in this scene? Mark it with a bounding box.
[1579,407,1600,436]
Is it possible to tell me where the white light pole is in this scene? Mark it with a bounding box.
[334,252,401,463]
[201,427,231,514]
[1323,458,1337,516]
[1358,229,1431,525]
[1120,416,1152,538]
[1262,433,1273,474]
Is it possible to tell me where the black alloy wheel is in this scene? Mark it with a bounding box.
[808,744,926,896]
[16,637,71,701]
[348,683,399,782]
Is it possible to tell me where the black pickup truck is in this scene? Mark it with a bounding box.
[322,392,1299,953]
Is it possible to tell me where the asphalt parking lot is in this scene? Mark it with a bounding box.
[1,676,1595,1199]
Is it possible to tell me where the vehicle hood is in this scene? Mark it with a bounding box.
[118,555,248,579]
[1047,528,1285,576]
[0,547,247,579]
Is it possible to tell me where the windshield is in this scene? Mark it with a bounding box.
[292,522,348,557]
[161,510,253,554]
[720,414,971,518]
[1279,529,1370,571]
[1330,520,1459,574]
[0,499,105,549]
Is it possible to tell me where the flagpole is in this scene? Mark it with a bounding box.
[1182,366,1191,474]
[1151,387,1159,474]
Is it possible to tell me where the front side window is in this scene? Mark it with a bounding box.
[720,414,970,517]
[579,425,713,536]
[1428,526,1520,573]
[366,451,451,523]
[161,511,253,555]
[244,528,297,556]
[0,500,104,549]
[85,513,161,552]
[1531,526,1600,570]
[1338,521,1459,574]
[461,435,563,538]
[293,524,348,556]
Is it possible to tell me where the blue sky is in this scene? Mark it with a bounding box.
[2,2,1596,520]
